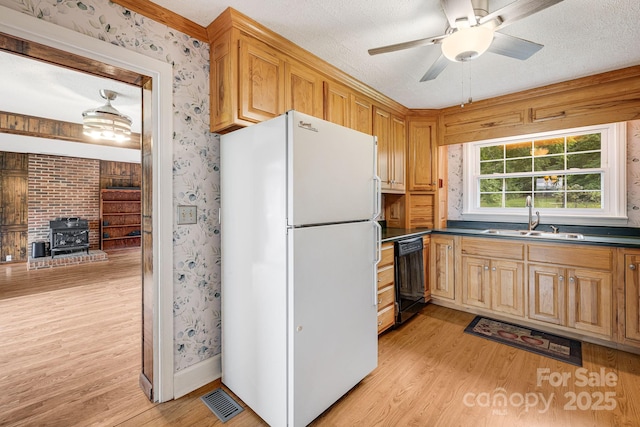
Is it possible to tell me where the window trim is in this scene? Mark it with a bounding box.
[462,122,627,226]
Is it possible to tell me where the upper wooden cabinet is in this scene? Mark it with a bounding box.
[239,36,285,123]
[284,60,323,119]
[374,106,405,193]
[207,8,408,134]
[407,118,437,191]
[440,66,640,145]
[323,80,351,127]
[210,32,285,132]
[350,94,373,135]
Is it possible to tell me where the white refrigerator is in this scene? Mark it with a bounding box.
[220,110,381,426]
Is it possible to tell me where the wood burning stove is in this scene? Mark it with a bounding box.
[49,217,90,257]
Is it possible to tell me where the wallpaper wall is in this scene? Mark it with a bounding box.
[1,0,221,371]
[447,120,640,227]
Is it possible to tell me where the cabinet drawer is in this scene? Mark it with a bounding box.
[461,237,524,260]
[377,305,394,334]
[380,242,395,267]
[377,265,394,289]
[377,285,394,309]
[528,243,612,270]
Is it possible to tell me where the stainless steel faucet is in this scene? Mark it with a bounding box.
[526,195,540,231]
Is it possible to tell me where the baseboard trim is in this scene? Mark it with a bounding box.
[173,354,222,399]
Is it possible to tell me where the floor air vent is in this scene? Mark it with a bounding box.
[200,388,244,423]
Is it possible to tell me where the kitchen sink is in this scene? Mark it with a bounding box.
[482,229,584,240]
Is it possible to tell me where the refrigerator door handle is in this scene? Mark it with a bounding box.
[373,174,381,220]
[373,221,382,306]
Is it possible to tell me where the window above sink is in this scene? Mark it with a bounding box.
[461,122,627,226]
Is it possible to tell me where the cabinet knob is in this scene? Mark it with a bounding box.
[630,264,637,271]
[492,267,496,271]
[559,275,564,281]
[484,266,489,270]
[569,277,575,283]
[378,320,383,326]
[378,298,382,304]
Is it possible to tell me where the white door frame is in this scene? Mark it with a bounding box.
[0,6,175,402]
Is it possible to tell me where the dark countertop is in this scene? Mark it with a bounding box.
[379,221,640,248]
[381,228,430,243]
[432,227,640,249]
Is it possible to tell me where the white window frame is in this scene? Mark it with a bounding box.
[462,122,627,226]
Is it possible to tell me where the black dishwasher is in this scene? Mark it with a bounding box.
[395,236,426,325]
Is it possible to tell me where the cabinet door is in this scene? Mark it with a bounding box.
[350,94,373,135]
[407,119,436,191]
[210,31,234,131]
[430,235,455,300]
[284,60,323,118]
[491,260,524,317]
[323,80,351,127]
[391,116,406,192]
[567,268,612,337]
[239,37,285,123]
[624,255,640,342]
[423,236,431,300]
[528,264,566,326]
[373,107,391,191]
[461,256,490,309]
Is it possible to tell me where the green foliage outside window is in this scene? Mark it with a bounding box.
[478,132,602,209]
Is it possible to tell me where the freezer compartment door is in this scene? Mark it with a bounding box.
[287,111,377,226]
[288,221,378,426]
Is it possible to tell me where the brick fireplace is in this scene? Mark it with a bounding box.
[28,154,101,250]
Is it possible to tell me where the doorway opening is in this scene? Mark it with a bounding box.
[0,6,175,420]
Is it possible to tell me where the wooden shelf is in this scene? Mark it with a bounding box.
[100,189,141,251]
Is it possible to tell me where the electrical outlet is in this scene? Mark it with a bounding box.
[177,205,197,225]
[6,255,12,262]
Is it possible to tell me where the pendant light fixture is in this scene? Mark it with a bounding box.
[82,89,132,142]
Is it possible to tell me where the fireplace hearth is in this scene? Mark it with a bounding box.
[49,217,90,258]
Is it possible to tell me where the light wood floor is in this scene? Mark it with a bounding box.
[0,249,156,426]
[2,253,640,426]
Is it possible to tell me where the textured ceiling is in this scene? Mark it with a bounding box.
[147,0,640,109]
[1,0,638,132]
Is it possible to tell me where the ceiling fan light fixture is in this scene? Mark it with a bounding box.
[82,89,132,142]
[441,26,494,62]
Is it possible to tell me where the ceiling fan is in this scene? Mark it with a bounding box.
[368,0,564,81]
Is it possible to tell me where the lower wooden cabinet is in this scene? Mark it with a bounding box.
[528,258,613,338]
[422,236,431,301]
[430,234,619,344]
[461,256,491,309]
[377,242,395,334]
[430,235,455,300]
[461,256,525,316]
[528,264,566,326]
[622,252,640,346]
[491,260,525,317]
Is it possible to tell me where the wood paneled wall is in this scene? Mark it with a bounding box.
[100,161,142,189]
[0,152,28,263]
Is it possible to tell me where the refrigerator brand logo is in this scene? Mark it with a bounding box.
[298,121,318,132]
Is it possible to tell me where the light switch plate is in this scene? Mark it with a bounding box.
[177,205,197,225]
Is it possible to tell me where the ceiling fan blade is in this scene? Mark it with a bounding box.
[488,32,543,60]
[368,34,447,56]
[420,55,449,82]
[479,0,564,30]
[441,0,477,27]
